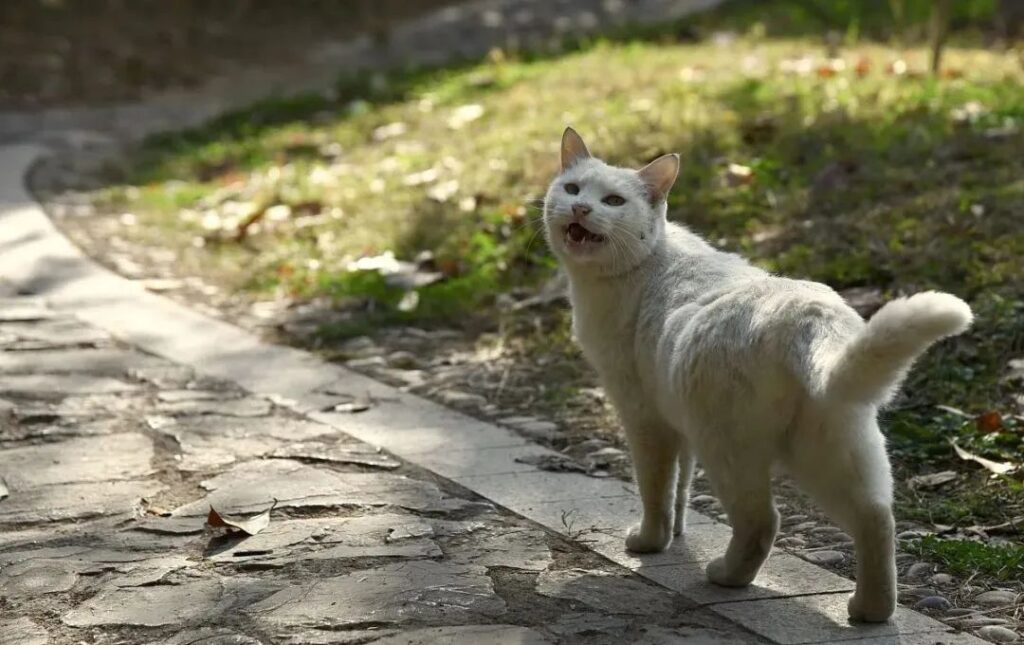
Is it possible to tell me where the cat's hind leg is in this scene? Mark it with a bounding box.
[674,437,696,536]
[785,407,896,623]
[701,454,778,587]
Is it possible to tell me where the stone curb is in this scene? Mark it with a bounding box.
[0,145,984,644]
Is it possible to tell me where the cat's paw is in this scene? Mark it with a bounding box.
[705,557,757,587]
[625,522,672,553]
[847,592,895,623]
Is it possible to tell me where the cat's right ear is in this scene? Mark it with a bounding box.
[561,127,591,170]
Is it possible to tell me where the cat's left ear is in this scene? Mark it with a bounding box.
[638,154,680,205]
[561,127,592,170]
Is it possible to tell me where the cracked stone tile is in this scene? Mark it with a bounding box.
[0,479,163,523]
[247,561,505,628]
[13,394,150,422]
[0,318,111,347]
[274,630,399,645]
[0,545,188,593]
[129,365,195,388]
[63,577,230,627]
[548,612,629,639]
[535,568,676,616]
[134,515,208,535]
[207,513,441,565]
[371,625,553,644]
[157,390,239,403]
[269,441,401,469]
[173,460,468,516]
[0,433,152,489]
[0,617,49,645]
[156,397,272,418]
[107,554,193,588]
[628,625,753,644]
[0,559,78,596]
[447,525,553,572]
[0,348,163,375]
[152,416,330,471]
[0,298,56,322]
[0,373,141,395]
[148,628,263,645]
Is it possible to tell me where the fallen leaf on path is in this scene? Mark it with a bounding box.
[907,471,958,490]
[976,411,1004,434]
[0,477,8,501]
[951,441,1017,476]
[331,400,372,413]
[207,500,277,536]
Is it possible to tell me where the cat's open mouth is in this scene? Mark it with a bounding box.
[564,222,606,247]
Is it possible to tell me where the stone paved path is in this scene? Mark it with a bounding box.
[0,294,751,644]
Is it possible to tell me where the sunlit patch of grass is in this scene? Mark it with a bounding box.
[907,536,1024,581]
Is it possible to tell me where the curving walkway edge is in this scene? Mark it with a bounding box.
[0,143,983,644]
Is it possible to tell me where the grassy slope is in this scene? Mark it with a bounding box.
[90,0,1023,573]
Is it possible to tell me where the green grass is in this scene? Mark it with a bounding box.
[908,536,1024,581]
[87,0,1024,535]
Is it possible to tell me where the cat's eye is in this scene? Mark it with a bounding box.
[564,183,580,195]
[602,194,626,206]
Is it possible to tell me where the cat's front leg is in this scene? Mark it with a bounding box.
[620,411,680,553]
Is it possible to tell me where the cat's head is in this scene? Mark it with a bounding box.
[543,127,679,275]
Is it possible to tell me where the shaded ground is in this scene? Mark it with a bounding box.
[25,0,1024,641]
[0,0,463,109]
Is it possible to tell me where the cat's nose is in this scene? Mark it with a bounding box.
[571,203,592,218]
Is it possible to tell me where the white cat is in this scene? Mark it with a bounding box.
[543,127,972,623]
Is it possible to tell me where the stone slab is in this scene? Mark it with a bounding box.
[0,479,163,523]
[711,592,976,645]
[64,577,229,627]
[0,373,140,395]
[173,459,468,516]
[405,442,562,479]
[246,561,505,628]
[0,348,159,375]
[0,617,49,645]
[155,397,272,417]
[371,626,552,645]
[536,567,677,616]
[0,433,152,489]
[0,318,110,346]
[455,469,638,506]
[206,514,441,564]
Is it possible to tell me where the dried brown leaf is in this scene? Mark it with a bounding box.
[976,411,1004,434]
[207,499,277,536]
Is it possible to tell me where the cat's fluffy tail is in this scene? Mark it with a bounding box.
[823,292,973,406]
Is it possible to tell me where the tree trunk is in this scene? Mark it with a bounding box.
[929,0,952,75]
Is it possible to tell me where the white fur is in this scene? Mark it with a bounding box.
[543,129,973,623]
